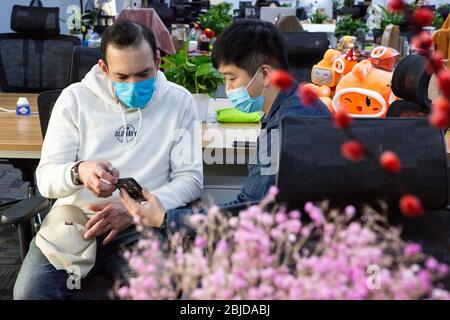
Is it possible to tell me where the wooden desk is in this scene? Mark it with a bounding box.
[0,94,260,160]
[4,92,450,157]
[0,93,42,159]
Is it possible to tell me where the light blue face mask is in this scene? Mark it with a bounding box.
[112,76,156,109]
[226,69,266,113]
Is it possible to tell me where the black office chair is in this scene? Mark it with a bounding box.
[172,4,191,23]
[281,32,330,83]
[296,8,308,21]
[1,89,116,299]
[0,3,79,211]
[0,2,80,93]
[387,54,432,117]
[1,90,62,261]
[277,116,448,210]
[69,46,102,84]
[276,116,450,263]
[339,6,362,19]
[37,89,62,137]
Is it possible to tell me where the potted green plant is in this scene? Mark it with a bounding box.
[379,5,405,31]
[161,44,224,122]
[61,4,100,41]
[437,4,450,22]
[335,15,368,39]
[310,9,328,24]
[196,3,232,36]
[433,11,444,29]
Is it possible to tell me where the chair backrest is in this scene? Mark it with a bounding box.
[388,54,433,117]
[37,89,62,138]
[276,116,448,210]
[391,54,432,108]
[295,8,307,20]
[11,0,60,36]
[281,32,329,83]
[69,46,103,84]
[0,34,80,92]
[339,6,361,19]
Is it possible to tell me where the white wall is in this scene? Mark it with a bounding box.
[0,0,81,34]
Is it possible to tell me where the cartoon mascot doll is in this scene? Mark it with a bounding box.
[332,59,394,118]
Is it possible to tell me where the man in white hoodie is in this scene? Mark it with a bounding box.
[14,21,203,299]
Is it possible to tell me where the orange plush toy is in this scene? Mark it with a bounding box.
[311,49,342,88]
[333,48,358,77]
[332,60,393,118]
[304,83,333,113]
[368,46,400,72]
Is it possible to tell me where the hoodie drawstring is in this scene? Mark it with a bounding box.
[119,102,127,145]
[118,101,142,147]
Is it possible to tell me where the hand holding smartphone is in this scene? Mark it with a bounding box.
[116,178,146,203]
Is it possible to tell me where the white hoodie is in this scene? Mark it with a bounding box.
[36,65,203,216]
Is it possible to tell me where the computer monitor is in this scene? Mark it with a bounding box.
[298,0,333,18]
[239,1,252,11]
[296,8,307,21]
[260,7,297,24]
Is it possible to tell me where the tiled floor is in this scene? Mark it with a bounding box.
[0,224,20,300]
[0,163,28,300]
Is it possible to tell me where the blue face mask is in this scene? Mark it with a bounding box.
[226,69,265,113]
[112,76,156,109]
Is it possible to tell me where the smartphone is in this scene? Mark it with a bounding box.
[116,178,146,203]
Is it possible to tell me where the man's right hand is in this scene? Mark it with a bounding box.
[78,160,119,198]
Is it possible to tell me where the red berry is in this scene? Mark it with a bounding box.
[334,106,353,130]
[341,140,365,162]
[399,195,424,218]
[269,70,293,90]
[412,32,433,52]
[429,110,450,129]
[432,97,450,114]
[203,28,216,39]
[298,83,319,106]
[388,0,406,12]
[428,51,445,74]
[438,70,450,98]
[380,151,402,174]
[412,8,434,27]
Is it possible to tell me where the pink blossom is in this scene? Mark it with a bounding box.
[194,236,206,248]
[117,286,129,299]
[216,239,228,254]
[118,189,450,300]
[345,205,356,219]
[404,243,422,256]
[426,258,439,271]
[268,186,279,199]
[287,220,302,233]
[438,264,449,275]
[289,210,301,219]
[309,208,324,226]
[189,214,206,225]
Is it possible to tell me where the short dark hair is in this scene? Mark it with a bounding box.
[211,20,289,75]
[100,21,157,63]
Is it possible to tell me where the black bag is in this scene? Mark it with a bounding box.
[11,0,60,36]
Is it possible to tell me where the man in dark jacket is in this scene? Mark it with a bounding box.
[120,20,331,234]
